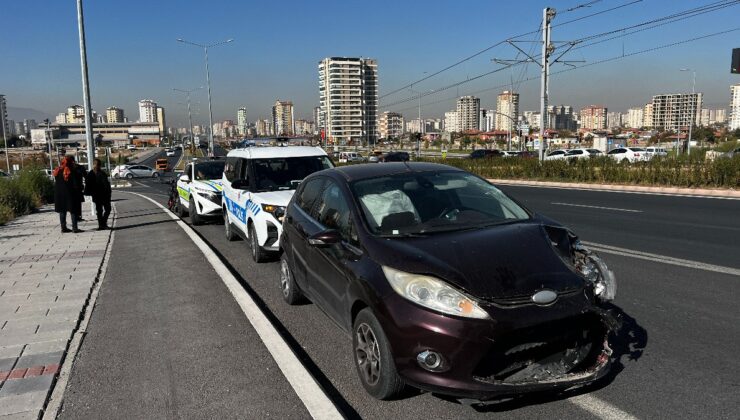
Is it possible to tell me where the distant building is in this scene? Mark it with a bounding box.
[313,106,321,134]
[378,111,404,139]
[730,84,740,130]
[156,106,166,135]
[606,112,622,129]
[580,105,608,130]
[626,108,644,128]
[55,113,68,124]
[456,96,480,131]
[95,114,106,124]
[0,94,9,137]
[711,109,727,124]
[106,107,124,123]
[651,93,702,131]
[6,120,16,136]
[548,105,576,131]
[643,103,654,129]
[138,99,158,123]
[523,111,541,129]
[49,122,160,147]
[294,119,315,136]
[495,91,519,131]
[66,105,85,124]
[272,100,295,136]
[444,111,459,132]
[237,107,248,136]
[318,57,378,144]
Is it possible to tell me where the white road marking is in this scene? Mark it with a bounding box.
[584,241,740,276]
[127,192,343,420]
[133,180,151,188]
[569,394,639,420]
[552,202,643,213]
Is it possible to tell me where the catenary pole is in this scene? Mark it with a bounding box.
[76,0,95,170]
[539,8,554,161]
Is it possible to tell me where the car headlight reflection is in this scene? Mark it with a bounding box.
[261,204,286,220]
[574,242,617,302]
[382,266,489,319]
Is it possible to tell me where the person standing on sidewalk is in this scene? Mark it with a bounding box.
[74,161,88,222]
[53,156,83,233]
[85,158,112,230]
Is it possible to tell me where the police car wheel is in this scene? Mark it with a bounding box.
[176,199,187,217]
[190,198,203,225]
[224,211,237,241]
[280,254,304,305]
[249,224,269,263]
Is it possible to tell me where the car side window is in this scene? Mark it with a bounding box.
[296,178,325,215]
[183,164,192,178]
[315,181,357,244]
[224,157,237,181]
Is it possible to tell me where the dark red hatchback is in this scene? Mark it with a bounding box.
[279,162,618,401]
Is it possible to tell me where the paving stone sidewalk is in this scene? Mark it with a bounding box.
[0,207,112,419]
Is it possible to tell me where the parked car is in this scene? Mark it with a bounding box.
[607,147,647,163]
[112,164,157,178]
[221,146,334,262]
[566,148,603,160]
[720,147,740,159]
[0,170,8,177]
[544,150,569,160]
[165,149,176,157]
[127,144,137,150]
[279,162,617,401]
[516,151,539,159]
[338,151,365,163]
[644,147,668,160]
[381,151,410,162]
[175,159,226,224]
[469,149,503,159]
[368,150,384,163]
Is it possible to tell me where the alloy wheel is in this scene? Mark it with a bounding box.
[355,323,381,386]
[280,258,291,298]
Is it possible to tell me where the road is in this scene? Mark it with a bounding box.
[62,167,740,418]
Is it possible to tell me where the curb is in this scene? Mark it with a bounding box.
[488,179,740,199]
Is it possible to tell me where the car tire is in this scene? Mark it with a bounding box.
[621,158,629,164]
[279,254,304,305]
[248,223,269,263]
[224,211,237,241]
[176,196,188,217]
[152,172,159,178]
[190,197,203,225]
[125,173,133,179]
[353,308,405,400]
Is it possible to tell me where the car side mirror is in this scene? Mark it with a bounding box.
[308,230,341,247]
[180,175,190,183]
[231,179,250,190]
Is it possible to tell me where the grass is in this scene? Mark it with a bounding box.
[0,168,55,225]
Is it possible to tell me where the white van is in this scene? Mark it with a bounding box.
[221,146,334,262]
[645,147,668,160]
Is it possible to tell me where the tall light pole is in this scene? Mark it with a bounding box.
[408,85,432,158]
[680,68,696,155]
[173,87,202,153]
[177,38,233,157]
[539,8,555,161]
[44,119,54,173]
[76,0,95,170]
[1,95,9,173]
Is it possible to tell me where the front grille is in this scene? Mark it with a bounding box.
[205,193,222,205]
[473,313,606,384]
[484,288,581,307]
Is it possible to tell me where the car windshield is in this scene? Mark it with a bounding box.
[629,147,645,151]
[351,171,530,236]
[253,155,333,192]
[194,161,226,180]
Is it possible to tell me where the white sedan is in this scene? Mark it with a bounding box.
[112,164,158,179]
[544,150,569,160]
[566,148,603,160]
[607,147,647,163]
[165,149,176,157]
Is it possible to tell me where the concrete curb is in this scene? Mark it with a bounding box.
[488,179,740,198]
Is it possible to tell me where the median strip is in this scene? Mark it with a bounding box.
[551,202,643,213]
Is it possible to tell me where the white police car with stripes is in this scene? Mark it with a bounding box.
[176,159,226,225]
[222,146,333,262]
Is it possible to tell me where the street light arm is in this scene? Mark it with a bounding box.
[176,38,205,48]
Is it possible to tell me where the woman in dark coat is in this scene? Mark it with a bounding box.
[54,156,83,233]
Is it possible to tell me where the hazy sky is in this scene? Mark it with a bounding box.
[2,0,740,127]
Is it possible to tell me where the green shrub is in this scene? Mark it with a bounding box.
[0,178,34,218]
[15,168,54,207]
[0,167,55,225]
[0,203,13,225]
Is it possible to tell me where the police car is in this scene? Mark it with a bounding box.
[175,158,226,225]
[222,146,333,262]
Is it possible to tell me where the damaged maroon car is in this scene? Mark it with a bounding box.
[279,162,618,401]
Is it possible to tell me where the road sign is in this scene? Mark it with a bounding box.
[534,139,540,147]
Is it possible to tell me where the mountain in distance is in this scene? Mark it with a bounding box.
[6,107,53,122]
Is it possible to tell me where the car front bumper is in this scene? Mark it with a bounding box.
[377,293,616,401]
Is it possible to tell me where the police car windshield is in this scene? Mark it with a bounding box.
[253,156,333,192]
[194,161,226,180]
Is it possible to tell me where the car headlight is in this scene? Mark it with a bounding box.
[193,186,216,196]
[573,242,617,302]
[261,204,286,219]
[382,266,489,319]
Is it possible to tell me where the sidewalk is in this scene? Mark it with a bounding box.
[0,207,112,419]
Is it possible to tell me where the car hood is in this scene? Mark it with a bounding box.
[193,180,224,192]
[369,221,585,300]
[254,190,295,206]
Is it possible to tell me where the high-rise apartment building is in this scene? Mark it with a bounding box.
[237,107,248,136]
[495,91,519,131]
[712,109,727,124]
[55,113,67,124]
[272,100,295,136]
[313,106,321,133]
[66,105,85,124]
[651,93,702,131]
[156,106,166,135]
[626,108,644,128]
[547,105,576,131]
[138,99,158,123]
[606,112,622,129]
[106,107,124,123]
[0,94,8,138]
[456,96,480,131]
[378,111,404,139]
[579,105,608,130]
[318,57,378,144]
[444,111,459,132]
[295,119,315,136]
[730,85,740,131]
[643,103,654,128]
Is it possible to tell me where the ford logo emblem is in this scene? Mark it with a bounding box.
[531,289,558,305]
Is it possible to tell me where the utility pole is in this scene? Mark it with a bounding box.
[76,0,95,170]
[45,119,54,173]
[680,68,696,155]
[539,7,555,161]
[1,96,9,173]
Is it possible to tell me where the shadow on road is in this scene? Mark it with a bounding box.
[113,219,177,231]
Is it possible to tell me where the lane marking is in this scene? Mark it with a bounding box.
[126,192,343,420]
[584,241,740,276]
[569,394,639,420]
[552,202,642,213]
[496,182,740,200]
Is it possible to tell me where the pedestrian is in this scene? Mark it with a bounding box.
[53,156,83,233]
[84,158,112,230]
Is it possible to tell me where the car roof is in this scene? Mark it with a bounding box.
[226,146,327,159]
[326,162,463,182]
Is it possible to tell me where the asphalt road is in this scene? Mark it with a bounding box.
[64,172,740,418]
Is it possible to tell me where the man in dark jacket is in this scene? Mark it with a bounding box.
[85,158,112,230]
[54,156,83,233]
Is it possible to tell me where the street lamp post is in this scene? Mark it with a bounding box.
[44,119,54,173]
[408,85,432,158]
[680,68,696,155]
[1,99,9,173]
[76,0,95,170]
[177,38,233,157]
[173,87,202,154]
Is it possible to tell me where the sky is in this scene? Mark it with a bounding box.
[2,0,740,127]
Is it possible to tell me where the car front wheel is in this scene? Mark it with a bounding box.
[224,211,237,241]
[353,308,405,400]
[248,224,269,263]
[125,173,133,179]
[279,254,304,304]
